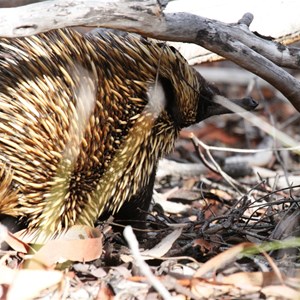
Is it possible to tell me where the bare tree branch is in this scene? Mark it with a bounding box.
[0,0,299,112]
[0,0,167,37]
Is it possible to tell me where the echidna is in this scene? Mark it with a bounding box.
[0,28,257,237]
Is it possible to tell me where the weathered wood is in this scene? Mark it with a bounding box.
[0,0,167,37]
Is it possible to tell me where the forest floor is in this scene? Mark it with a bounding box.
[1,62,300,299]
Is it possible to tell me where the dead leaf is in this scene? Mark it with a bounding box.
[0,266,63,300]
[153,191,189,214]
[193,238,214,253]
[191,278,232,298]
[194,242,255,278]
[261,285,300,299]
[121,228,183,262]
[222,271,281,288]
[25,225,103,269]
[209,189,232,200]
[4,231,31,254]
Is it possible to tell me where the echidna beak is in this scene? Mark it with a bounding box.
[213,95,258,113]
[199,94,258,121]
[239,96,258,110]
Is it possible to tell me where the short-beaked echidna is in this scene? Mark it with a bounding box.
[0,28,257,237]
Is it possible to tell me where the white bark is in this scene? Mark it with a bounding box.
[0,0,299,112]
[166,0,300,40]
[168,0,300,64]
[0,0,167,37]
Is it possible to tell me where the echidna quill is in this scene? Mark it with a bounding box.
[0,28,257,237]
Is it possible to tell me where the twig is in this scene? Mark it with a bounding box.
[213,95,300,153]
[123,226,173,300]
[192,135,247,194]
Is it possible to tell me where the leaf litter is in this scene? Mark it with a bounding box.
[1,63,300,299]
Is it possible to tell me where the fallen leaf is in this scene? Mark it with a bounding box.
[191,278,232,298]
[194,242,255,278]
[261,285,300,299]
[4,232,31,254]
[0,266,63,300]
[121,228,183,262]
[193,238,214,253]
[222,271,281,288]
[25,225,103,269]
